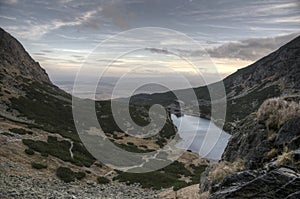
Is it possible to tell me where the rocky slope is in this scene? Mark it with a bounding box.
[197,35,300,198]
[0,174,160,199]
[223,35,300,126]
[210,167,300,199]
[203,115,300,199]
[0,28,50,83]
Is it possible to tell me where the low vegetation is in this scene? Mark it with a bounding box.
[71,142,96,167]
[190,164,207,183]
[208,159,244,183]
[23,136,72,161]
[114,161,207,190]
[22,136,95,167]
[276,151,294,167]
[9,128,32,135]
[10,80,79,142]
[31,162,47,169]
[114,170,186,190]
[115,143,155,153]
[97,176,110,184]
[1,132,14,137]
[226,85,281,124]
[257,97,300,129]
[56,167,86,183]
[24,148,35,155]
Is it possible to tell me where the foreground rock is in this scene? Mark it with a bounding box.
[210,167,300,199]
[0,174,160,199]
[200,107,300,198]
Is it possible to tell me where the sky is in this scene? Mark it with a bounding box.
[0,0,299,98]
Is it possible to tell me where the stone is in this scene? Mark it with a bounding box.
[209,167,300,199]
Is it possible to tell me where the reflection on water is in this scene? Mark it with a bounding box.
[171,114,231,161]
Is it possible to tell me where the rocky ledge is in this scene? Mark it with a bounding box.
[209,166,300,199]
[0,174,160,199]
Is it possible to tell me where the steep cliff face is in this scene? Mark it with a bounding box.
[0,28,51,84]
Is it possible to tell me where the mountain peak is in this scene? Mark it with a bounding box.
[0,27,51,84]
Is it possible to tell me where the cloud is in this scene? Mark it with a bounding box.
[5,7,102,39]
[143,33,300,62]
[1,0,18,4]
[101,0,130,30]
[33,52,46,56]
[144,47,174,55]
[206,33,299,61]
[41,50,53,53]
[0,15,16,20]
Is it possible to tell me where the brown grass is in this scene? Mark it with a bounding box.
[257,98,300,129]
[208,159,245,183]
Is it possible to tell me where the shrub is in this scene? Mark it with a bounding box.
[276,151,293,166]
[56,167,75,183]
[97,176,110,184]
[113,170,185,190]
[22,138,72,162]
[25,148,35,155]
[1,132,14,137]
[41,153,49,157]
[208,160,244,183]
[9,128,32,135]
[56,167,86,182]
[257,98,300,129]
[75,172,86,180]
[31,162,47,169]
[266,148,278,159]
[190,164,207,183]
[173,181,189,191]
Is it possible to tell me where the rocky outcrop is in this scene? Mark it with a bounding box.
[275,117,300,151]
[210,167,300,199]
[222,116,300,170]
[0,27,51,84]
[203,115,300,198]
[221,114,272,169]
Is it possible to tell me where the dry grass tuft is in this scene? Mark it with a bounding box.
[208,159,244,182]
[276,151,294,166]
[257,98,300,129]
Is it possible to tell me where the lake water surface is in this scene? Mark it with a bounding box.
[171,114,231,161]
